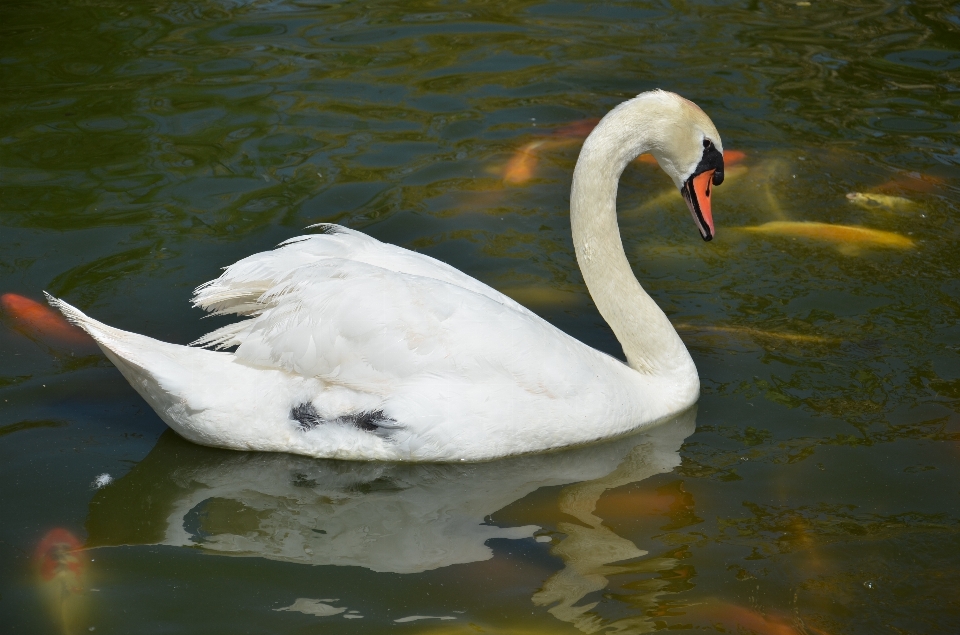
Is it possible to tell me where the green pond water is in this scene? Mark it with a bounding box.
[2,0,959,633]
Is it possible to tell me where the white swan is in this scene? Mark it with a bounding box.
[48,90,724,461]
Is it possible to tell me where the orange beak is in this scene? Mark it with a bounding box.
[682,169,716,241]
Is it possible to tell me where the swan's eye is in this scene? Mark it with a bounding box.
[703,139,712,149]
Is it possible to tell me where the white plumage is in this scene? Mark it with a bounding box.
[49,90,725,461]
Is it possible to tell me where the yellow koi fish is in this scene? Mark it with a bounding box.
[673,323,841,345]
[740,221,914,251]
[846,191,915,211]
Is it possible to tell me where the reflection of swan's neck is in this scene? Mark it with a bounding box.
[571,98,692,376]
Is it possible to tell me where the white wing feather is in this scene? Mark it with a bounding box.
[194,227,589,389]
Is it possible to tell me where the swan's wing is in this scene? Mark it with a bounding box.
[190,226,597,388]
[192,254,595,400]
[193,225,534,326]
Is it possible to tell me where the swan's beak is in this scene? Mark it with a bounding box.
[682,169,716,241]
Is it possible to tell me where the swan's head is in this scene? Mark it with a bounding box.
[583,90,725,241]
[675,136,723,242]
[642,92,724,242]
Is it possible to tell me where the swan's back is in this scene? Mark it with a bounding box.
[193,225,534,338]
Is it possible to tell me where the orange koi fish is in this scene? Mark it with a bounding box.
[595,489,675,519]
[1,293,97,352]
[502,140,545,185]
[723,149,748,165]
[637,148,747,166]
[873,171,943,195]
[551,117,600,138]
[550,118,748,164]
[503,117,745,184]
[683,601,831,635]
[35,528,90,634]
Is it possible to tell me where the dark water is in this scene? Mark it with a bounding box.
[2,0,959,633]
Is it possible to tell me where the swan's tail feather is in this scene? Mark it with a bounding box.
[44,292,143,359]
[43,293,198,395]
[43,293,276,448]
[44,292,91,328]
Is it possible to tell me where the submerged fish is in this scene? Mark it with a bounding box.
[1,293,97,352]
[846,191,915,211]
[626,164,750,216]
[740,221,914,251]
[502,141,542,185]
[412,626,574,635]
[551,119,748,166]
[596,489,675,517]
[502,118,745,184]
[673,323,841,345]
[35,528,90,635]
[550,117,601,138]
[873,171,943,194]
[635,148,746,167]
[501,138,582,184]
[722,149,748,165]
[682,600,830,635]
[498,286,582,308]
[596,481,696,524]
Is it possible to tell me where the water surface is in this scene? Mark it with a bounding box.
[2,0,959,633]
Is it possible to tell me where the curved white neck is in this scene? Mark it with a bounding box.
[570,98,694,377]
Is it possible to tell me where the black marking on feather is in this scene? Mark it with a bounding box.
[349,409,389,432]
[290,402,399,436]
[291,403,323,431]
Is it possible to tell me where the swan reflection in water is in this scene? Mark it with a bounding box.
[86,408,695,630]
